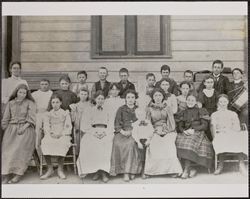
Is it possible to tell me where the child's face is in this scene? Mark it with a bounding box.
[212,63,223,75]
[186,95,196,108]
[218,97,228,110]
[233,70,243,80]
[95,95,105,106]
[10,64,21,77]
[51,98,62,110]
[79,91,88,102]
[109,86,120,97]
[146,76,156,87]
[119,72,129,82]
[98,69,108,81]
[153,91,164,104]
[78,74,87,84]
[126,93,136,106]
[161,70,170,79]
[160,81,170,93]
[17,88,27,101]
[184,72,193,82]
[40,81,50,92]
[60,79,70,90]
[204,78,214,90]
[180,84,190,96]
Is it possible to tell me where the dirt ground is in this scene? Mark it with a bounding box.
[5,162,248,184]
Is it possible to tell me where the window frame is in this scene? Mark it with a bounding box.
[91,15,172,59]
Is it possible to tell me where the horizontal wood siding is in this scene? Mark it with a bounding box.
[20,15,247,92]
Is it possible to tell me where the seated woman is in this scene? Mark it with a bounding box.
[144,88,183,177]
[175,94,214,179]
[110,89,143,182]
[211,94,248,176]
[1,84,36,184]
[77,91,114,183]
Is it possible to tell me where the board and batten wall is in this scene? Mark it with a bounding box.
[19,15,247,92]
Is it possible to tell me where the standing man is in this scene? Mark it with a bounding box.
[117,68,136,98]
[155,65,179,96]
[91,67,111,99]
[197,60,230,95]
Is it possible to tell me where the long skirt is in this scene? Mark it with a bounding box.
[2,123,36,175]
[144,133,183,175]
[77,128,114,177]
[175,131,214,169]
[110,133,143,176]
[213,130,248,156]
[41,134,71,157]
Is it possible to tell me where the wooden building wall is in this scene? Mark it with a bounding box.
[17,15,247,92]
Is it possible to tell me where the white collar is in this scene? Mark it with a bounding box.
[213,74,220,78]
[234,79,242,84]
[11,75,21,80]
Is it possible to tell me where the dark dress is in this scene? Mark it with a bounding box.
[110,105,143,175]
[198,90,219,116]
[53,89,78,111]
[175,107,214,169]
[117,81,136,98]
[227,81,248,125]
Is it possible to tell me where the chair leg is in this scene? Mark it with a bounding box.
[73,146,77,175]
[40,155,43,176]
[214,154,217,171]
[33,152,40,176]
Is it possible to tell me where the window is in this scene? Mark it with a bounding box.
[91,15,171,58]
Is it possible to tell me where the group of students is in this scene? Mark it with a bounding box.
[1,60,248,184]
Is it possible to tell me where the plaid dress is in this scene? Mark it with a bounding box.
[175,107,214,169]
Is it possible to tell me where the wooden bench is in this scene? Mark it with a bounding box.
[21,72,68,92]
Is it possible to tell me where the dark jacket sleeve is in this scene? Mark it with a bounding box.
[130,82,136,91]
[114,107,123,133]
[192,108,209,131]
[223,76,230,94]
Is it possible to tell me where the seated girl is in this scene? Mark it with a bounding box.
[110,89,143,182]
[176,81,191,113]
[211,94,248,176]
[143,88,183,178]
[40,94,72,180]
[2,84,36,184]
[175,94,214,179]
[77,91,114,183]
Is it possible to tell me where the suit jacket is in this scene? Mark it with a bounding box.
[197,73,230,95]
[91,80,111,98]
[117,80,136,98]
[155,78,179,96]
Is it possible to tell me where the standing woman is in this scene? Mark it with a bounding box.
[144,88,183,177]
[1,84,36,183]
[77,91,114,183]
[175,94,214,179]
[110,89,143,182]
[211,94,248,175]
[2,62,29,112]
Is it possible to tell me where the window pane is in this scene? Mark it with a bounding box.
[136,16,161,52]
[101,16,125,52]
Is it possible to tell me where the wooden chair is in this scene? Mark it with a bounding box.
[38,128,78,176]
[214,123,248,170]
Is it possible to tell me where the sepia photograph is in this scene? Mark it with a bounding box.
[1,1,248,198]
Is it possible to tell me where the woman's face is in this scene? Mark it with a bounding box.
[233,70,243,81]
[78,74,87,84]
[186,95,197,108]
[126,93,136,106]
[60,79,70,90]
[180,84,190,96]
[218,97,229,110]
[11,64,21,77]
[79,91,88,102]
[95,95,105,106]
[160,80,170,93]
[109,86,120,97]
[204,78,214,90]
[51,98,62,110]
[17,88,27,101]
[153,91,164,104]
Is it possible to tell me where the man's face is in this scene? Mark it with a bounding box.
[10,64,21,77]
[161,70,170,78]
[120,72,129,82]
[212,63,223,75]
[40,81,50,92]
[146,76,156,87]
[184,72,193,82]
[99,69,108,81]
[233,70,243,81]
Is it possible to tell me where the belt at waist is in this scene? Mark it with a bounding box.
[92,124,107,128]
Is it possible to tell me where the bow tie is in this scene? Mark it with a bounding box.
[97,106,103,110]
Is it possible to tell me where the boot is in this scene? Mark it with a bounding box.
[101,171,109,183]
[40,166,54,180]
[214,160,224,175]
[92,171,100,181]
[123,174,130,182]
[8,175,22,184]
